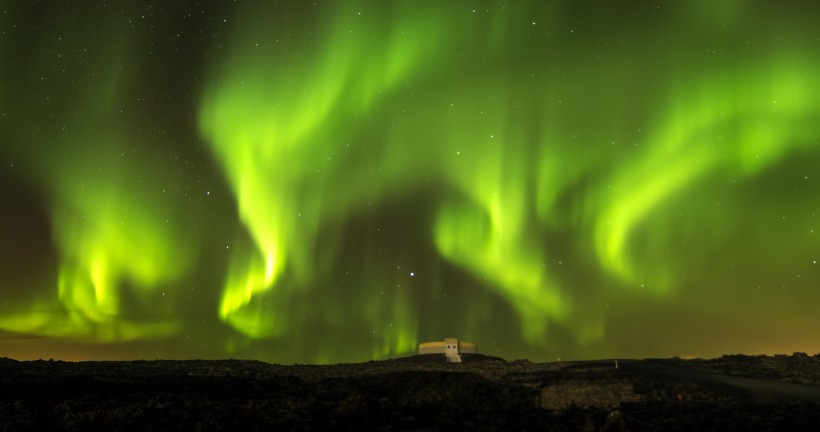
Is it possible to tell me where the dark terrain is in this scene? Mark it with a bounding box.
[3,353,820,430]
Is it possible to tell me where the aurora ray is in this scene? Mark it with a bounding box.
[0,1,818,363]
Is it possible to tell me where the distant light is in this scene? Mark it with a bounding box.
[410,272,415,277]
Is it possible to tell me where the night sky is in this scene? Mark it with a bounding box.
[1,1,819,363]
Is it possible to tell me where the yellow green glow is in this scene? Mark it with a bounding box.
[199,2,462,349]
[594,60,819,291]
[1,2,819,363]
[0,6,195,342]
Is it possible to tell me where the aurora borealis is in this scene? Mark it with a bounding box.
[1,0,819,363]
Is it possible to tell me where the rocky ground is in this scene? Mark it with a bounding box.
[2,353,820,430]
[656,352,820,386]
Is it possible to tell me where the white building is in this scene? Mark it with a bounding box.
[418,338,478,363]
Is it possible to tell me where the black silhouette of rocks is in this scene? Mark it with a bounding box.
[656,352,820,386]
[2,354,820,430]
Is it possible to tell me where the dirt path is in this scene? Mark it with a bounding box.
[616,359,820,404]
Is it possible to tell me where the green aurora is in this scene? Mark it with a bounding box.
[1,1,819,363]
